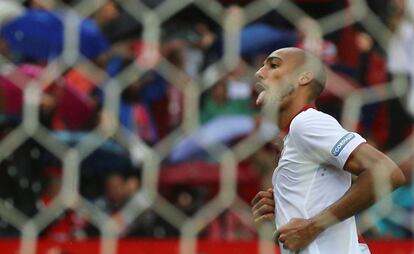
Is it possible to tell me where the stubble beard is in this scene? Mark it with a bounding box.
[269,81,296,110]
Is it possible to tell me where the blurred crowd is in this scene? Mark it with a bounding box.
[0,0,413,242]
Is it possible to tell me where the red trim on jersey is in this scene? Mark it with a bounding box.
[282,104,317,134]
[358,230,367,244]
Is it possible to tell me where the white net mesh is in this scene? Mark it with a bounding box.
[0,0,413,253]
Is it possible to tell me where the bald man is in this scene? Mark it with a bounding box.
[251,47,405,254]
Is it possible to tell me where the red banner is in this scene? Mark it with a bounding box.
[0,239,413,254]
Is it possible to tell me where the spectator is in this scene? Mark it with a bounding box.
[351,31,390,149]
[295,17,338,65]
[95,171,130,214]
[37,167,87,241]
[85,171,137,237]
[126,184,202,238]
[385,0,413,148]
[202,209,256,240]
[200,74,253,124]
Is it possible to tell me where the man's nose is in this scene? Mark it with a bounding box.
[255,67,264,80]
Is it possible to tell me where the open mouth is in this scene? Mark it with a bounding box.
[255,82,267,106]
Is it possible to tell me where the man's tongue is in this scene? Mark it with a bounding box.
[256,91,266,106]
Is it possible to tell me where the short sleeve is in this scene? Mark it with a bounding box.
[290,110,366,169]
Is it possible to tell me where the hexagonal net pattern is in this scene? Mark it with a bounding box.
[0,0,413,254]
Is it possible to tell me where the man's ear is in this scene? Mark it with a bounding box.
[298,71,314,86]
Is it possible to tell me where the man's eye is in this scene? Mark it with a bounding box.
[270,63,279,69]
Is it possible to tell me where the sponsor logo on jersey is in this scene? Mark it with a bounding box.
[331,133,355,156]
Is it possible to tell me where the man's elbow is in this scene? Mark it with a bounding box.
[392,167,406,188]
[368,159,406,191]
[401,163,412,185]
[374,152,406,188]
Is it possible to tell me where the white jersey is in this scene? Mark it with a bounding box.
[273,107,367,254]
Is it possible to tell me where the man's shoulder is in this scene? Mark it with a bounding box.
[290,108,340,135]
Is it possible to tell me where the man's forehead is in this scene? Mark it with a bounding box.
[268,51,283,59]
[268,48,305,64]
[265,52,283,63]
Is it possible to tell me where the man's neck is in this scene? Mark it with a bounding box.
[279,99,315,132]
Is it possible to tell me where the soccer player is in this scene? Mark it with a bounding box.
[251,47,406,254]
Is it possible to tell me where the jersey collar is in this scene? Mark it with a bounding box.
[282,104,317,134]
